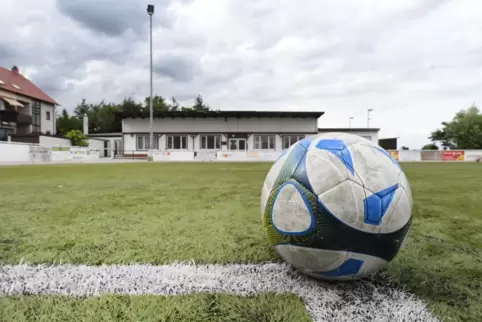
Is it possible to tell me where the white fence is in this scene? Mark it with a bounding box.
[147,150,284,162]
[148,149,482,162]
[388,150,482,162]
[3,142,482,164]
[0,142,100,164]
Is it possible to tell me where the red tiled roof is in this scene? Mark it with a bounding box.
[0,66,58,105]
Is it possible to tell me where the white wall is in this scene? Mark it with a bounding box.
[318,129,379,144]
[0,142,30,163]
[398,150,421,161]
[41,103,56,135]
[465,150,482,162]
[39,136,70,146]
[88,138,105,151]
[216,151,282,161]
[0,142,101,164]
[123,117,318,133]
[123,134,136,152]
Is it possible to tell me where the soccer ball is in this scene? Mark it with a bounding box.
[260,133,412,280]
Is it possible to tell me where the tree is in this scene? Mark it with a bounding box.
[73,99,91,120]
[144,95,170,112]
[56,94,211,135]
[430,104,482,149]
[429,127,454,150]
[170,97,180,111]
[422,143,439,150]
[64,129,88,147]
[96,102,121,133]
[56,109,81,136]
[119,97,142,114]
[192,94,210,112]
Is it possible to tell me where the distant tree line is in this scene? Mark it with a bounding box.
[56,94,210,136]
[425,104,482,150]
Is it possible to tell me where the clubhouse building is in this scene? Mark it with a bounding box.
[114,110,379,158]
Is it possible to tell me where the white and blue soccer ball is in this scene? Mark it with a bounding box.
[261,133,412,280]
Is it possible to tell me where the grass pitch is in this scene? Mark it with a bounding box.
[1,162,481,321]
[0,293,310,322]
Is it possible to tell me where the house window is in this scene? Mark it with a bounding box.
[0,127,14,141]
[283,135,305,149]
[46,111,51,121]
[167,135,188,150]
[254,134,275,150]
[136,134,159,150]
[200,135,221,150]
[32,101,41,132]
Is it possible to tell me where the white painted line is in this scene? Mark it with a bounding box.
[0,263,438,322]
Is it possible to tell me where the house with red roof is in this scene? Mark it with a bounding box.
[0,66,58,141]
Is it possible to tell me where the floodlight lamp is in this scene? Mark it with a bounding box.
[147,4,154,15]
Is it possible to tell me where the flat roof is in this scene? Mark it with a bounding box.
[117,110,325,119]
[318,128,380,132]
[88,133,122,137]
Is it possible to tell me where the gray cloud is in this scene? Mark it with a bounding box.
[0,0,481,148]
[0,44,16,67]
[56,0,174,37]
[153,54,199,82]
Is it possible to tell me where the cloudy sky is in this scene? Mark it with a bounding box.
[1,0,481,148]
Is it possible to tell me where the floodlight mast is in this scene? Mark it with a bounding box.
[147,5,154,150]
[367,108,373,128]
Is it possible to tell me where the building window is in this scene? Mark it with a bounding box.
[283,135,305,149]
[46,111,51,120]
[254,134,275,150]
[0,127,14,141]
[167,135,188,150]
[32,101,41,132]
[200,135,221,150]
[136,134,159,150]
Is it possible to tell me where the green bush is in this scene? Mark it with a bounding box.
[65,130,88,147]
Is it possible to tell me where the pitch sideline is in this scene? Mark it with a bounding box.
[0,262,438,322]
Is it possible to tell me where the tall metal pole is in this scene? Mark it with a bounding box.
[367,109,373,128]
[149,13,154,149]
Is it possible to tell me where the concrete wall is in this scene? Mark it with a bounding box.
[39,136,70,147]
[0,142,31,162]
[388,150,482,162]
[0,142,100,164]
[88,138,105,151]
[123,117,318,133]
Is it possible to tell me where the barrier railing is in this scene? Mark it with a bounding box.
[388,150,482,162]
[2,140,482,164]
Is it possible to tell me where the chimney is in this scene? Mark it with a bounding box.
[11,66,19,74]
[83,114,89,135]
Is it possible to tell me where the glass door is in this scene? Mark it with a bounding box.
[229,138,247,151]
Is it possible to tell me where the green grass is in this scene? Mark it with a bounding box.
[1,162,482,322]
[0,163,276,264]
[0,293,310,322]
